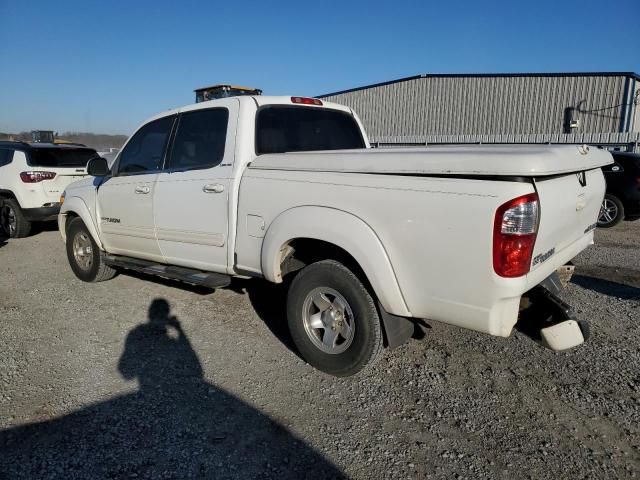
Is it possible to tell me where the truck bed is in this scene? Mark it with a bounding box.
[249,144,611,177]
[239,144,611,337]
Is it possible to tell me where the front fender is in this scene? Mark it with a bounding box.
[261,206,411,317]
[59,196,104,250]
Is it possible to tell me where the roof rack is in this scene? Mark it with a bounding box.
[194,84,262,103]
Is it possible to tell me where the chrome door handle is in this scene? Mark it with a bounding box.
[134,186,150,194]
[203,184,224,193]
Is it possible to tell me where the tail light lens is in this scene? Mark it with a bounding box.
[493,193,539,277]
[20,171,56,183]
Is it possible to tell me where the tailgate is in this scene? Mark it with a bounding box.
[43,168,88,200]
[531,168,605,272]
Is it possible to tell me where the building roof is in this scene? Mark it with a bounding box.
[318,71,640,98]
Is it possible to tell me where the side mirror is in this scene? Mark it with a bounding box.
[87,156,110,177]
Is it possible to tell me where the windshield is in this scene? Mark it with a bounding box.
[256,106,365,154]
[28,148,97,168]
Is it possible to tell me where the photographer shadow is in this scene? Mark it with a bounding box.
[0,299,344,479]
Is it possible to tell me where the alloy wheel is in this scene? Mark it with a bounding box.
[72,232,94,271]
[598,198,619,226]
[302,287,356,354]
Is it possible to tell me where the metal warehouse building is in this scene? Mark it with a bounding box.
[319,72,640,151]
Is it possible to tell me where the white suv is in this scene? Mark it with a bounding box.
[0,141,96,237]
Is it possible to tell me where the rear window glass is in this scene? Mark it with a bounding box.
[256,106,365,155]
[28,148,97,167]
[0,149,13,167]
[612,154,640,171]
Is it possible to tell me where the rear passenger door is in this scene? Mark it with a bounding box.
[153,100,237,272]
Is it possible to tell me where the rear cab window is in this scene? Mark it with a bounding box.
[255,106,365,155]
[28,148,97,168]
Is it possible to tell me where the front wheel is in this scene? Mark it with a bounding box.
[286,260,383,376]
[597,194,624,228]
[66,217,117,282]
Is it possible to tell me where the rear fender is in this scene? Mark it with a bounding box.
[261,206,411,317]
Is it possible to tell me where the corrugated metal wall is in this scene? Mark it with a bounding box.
[374,131,640,149]
[321,75,634,142]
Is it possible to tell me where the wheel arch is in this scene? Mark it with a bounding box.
[0,189,17,200]
[0,189,21,209]
[261,206,411,317]
[60,196,104,249]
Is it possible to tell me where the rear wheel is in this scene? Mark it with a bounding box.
[0,199,31,238]
[287,260,383,376]
[66,217,117,282]
[598,194,624,228]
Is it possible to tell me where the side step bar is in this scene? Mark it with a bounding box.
[103,254,231,289]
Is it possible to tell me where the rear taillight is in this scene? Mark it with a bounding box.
[20,171,56,183]
[291,96,323,106]
[493,193,539,278]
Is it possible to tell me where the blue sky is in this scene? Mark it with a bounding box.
[1,0,638,135]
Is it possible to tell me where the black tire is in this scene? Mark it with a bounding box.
[597,194,625,228]
[66,217,117,282]
[286,260,383,376]
[0,198,32,238]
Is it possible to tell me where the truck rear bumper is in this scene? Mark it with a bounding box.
[516,281,589,351]
[541,320,586,350]
[406,231,594,338]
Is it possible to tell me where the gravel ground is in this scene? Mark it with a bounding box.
[0,222,638,479]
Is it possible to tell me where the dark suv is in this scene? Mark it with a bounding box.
[598,151,640,228]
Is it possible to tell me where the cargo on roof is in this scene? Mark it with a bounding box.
[194,84,262,103]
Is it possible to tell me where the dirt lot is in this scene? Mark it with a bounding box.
[0,222,638,479]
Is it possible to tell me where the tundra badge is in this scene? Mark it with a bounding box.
[532,247,555,266]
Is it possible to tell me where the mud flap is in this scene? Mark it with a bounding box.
[378,303,415,349]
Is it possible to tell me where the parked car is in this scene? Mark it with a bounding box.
[597,151,640,228]
[59,96,611,376]
[0,141,96,237]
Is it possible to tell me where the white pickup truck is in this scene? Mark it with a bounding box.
[59,95,611,376]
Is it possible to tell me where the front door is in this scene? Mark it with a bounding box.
[153,101,237,272]
[97,115,175,261]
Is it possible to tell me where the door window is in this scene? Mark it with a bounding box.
[167,108,229,171]
[117,116,174,175]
